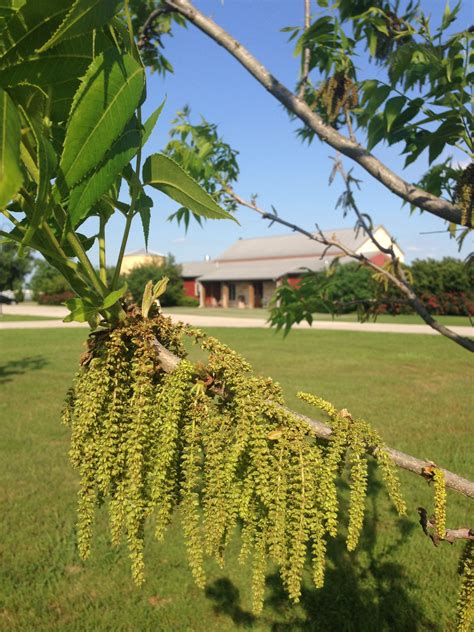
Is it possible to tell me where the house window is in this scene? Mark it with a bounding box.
[229,283,236,301]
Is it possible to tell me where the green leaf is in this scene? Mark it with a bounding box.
[142,153,237,222]
[63,296,97,323]
[384,96,405,132]
[18,97,56,245]
[101,283,127,309]
[141,280,153,318]
[68,117,141,227]
[0,33,112,126]
[143,98,166,147]
[38,0,121,53]
[0,87,22,206]
[138,203,151,250]
[0,0,68,67]
[58,49,144,191]
[153,276,168,300]
[366,114,385,151]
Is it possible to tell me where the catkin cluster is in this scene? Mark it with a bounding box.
[454,163,474,227]
[63,314,406,613]
[456,541,474,632]
[316,73,358,122]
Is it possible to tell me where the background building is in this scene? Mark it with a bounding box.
[121,249,165,275]
[181,227,404,308]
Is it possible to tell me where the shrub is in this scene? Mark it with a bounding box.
[177,295,200,307]
[125,255,185,307]
[38,291,75,305]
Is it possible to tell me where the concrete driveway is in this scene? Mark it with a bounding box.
[1,304,473,337]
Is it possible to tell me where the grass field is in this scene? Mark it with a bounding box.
[0,327,472,631]
[0,314,62,322]
[164,306,473,327]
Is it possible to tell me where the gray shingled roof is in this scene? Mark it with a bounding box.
[181,260,217,278]
[198,257,341,282]
[216,228,374,261]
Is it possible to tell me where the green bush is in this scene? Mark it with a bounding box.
[411,257,474,294]
[125,255,185,307]
[177,295,200,307]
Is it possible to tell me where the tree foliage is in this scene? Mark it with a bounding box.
[0,241,32,293]
[29,259,72,303]
[0,0,233,327]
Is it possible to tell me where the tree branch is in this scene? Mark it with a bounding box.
[149,326,474,500]
[417,507,474,545]
[161,0,467,227]
[137,6,172,49]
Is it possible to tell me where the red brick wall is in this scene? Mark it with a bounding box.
[368,253,389,267]
[183,279,197,298]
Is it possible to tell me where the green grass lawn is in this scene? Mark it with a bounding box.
[0,314,62,321]
[0,328,472,631]
[164,306,473,327]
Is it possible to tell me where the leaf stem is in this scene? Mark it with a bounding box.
[66,229,106,296]
[0,208,21,227]
[111,116,143,289]
[99,216,107,285]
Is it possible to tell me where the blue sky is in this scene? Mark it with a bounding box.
[102,0,472,266]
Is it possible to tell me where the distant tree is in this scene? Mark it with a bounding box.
[29,260,72,303]
[125,255,185,306]
[0,242,32,295]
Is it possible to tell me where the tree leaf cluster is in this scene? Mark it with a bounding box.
[269,257,474,333]
[0,0,233,325]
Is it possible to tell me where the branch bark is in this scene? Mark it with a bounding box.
[151,326,474,500]
[161,0,468,227]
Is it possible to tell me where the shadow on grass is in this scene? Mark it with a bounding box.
[205,465,436,631]
[0,355,48,384]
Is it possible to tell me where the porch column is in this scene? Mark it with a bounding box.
[222,283,229,309]
[247,283,255,309]
[199,282,206,308]
[275,278,282,308]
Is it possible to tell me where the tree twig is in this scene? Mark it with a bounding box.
[417,507,474,545]
[297,0,311,100]
[137,6,172,49]
[160,0,467,227]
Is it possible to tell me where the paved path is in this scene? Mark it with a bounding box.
[1,304,473,337]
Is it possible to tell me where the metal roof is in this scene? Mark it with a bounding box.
[215,227,376,261]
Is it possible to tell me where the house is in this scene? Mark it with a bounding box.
[181,226,404,309]
[121,248,165,275]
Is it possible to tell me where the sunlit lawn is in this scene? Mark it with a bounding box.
[0,327,472,631]
[164,306,473,327]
